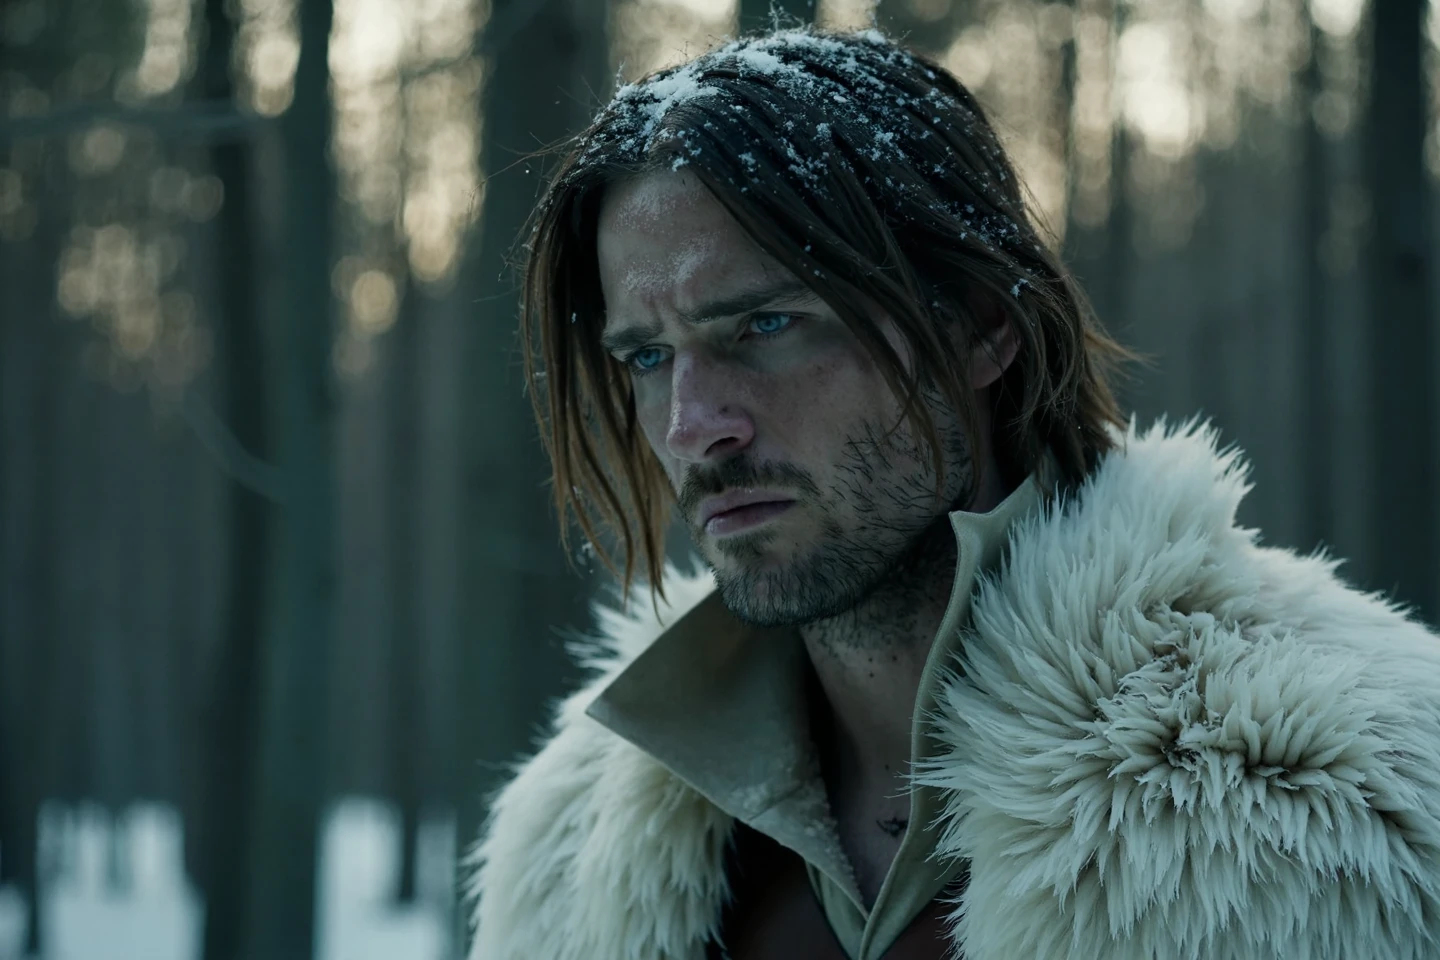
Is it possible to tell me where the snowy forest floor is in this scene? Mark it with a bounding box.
[0,799,457,960]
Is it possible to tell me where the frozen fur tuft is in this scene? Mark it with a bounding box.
[919,418,1440,959]
[467,421,1440,960]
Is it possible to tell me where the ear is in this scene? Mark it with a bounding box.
[968,309,1019,392]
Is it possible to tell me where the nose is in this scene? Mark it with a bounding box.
[664,351,754,463]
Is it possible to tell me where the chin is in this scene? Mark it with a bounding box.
[712,570,802,627]
[708,548,861,628]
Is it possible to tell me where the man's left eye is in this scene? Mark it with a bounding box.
[749,313,796,336]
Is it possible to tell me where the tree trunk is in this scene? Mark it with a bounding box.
[195,0,270,956]
[0,7,70,951]
[0,120,66,960]
[0,96,21,902]
[387,270,423,905]
[453,0,608,953]
[1100,5,1131,341]
[1365,0,1436,621]
[241,0,337,955]
[1054,0,1080,257]
[1301,21,1331,555]
[5,233,59,960]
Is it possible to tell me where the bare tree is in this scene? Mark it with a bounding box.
[1300,17,1332,555]
[1365,0,1437,622]
[240,0,338,954]
[192,0,271,956]
[387,267,424,905]
[0,200,62,960]
[1100,4,1133,339]
[0,7,70,953]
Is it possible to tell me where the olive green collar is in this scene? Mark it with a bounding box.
[585,474,1046,915]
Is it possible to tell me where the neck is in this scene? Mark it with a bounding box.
[800,521,955,791]
[801,460,1013,792]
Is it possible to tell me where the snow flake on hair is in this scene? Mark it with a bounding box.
[734,48,784,74]
[581,28,935,173]
[612,70,722,144]
[561,26,1047,293]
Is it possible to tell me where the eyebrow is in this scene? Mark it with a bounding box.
[599,279,815,355]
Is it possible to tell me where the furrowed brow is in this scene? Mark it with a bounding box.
[599,279,817,356]
[600,321,663,356]
[676,279,814,325]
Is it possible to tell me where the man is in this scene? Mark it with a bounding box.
[466,27,1440,960]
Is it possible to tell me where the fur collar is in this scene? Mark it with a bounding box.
[465,421,1440,960]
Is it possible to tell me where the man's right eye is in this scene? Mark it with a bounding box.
[625,346,667,375]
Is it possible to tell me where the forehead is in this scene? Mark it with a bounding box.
[596,171,780,320]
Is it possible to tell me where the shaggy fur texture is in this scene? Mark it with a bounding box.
[466,421,1440,960]
[463,569,730,960]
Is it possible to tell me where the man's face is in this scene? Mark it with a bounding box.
[596,171,976,626]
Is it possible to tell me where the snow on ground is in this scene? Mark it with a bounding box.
[0,798,457,960]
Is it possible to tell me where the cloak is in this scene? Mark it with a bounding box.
[466,421,1440,960]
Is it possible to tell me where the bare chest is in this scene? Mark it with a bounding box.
[713,823,849,960]
[830,782,912,908]
[714,822,961,960]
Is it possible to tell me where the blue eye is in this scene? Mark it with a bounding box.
[627,346,666,373]
[622,313,796,377]
[750,312,795,335]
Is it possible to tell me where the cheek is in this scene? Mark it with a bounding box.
[632,387,680,480]
[759,355,859,442]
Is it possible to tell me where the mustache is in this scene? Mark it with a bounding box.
[677,457,821,522]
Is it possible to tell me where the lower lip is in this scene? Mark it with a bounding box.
[705,501,795,536]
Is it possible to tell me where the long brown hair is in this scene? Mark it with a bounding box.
[517,28,1135,599]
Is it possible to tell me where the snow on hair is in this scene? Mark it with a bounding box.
[520,27,1135,599]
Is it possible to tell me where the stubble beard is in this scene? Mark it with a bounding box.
[700,412,976,633]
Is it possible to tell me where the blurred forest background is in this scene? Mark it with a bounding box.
[0,0,1436,957]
